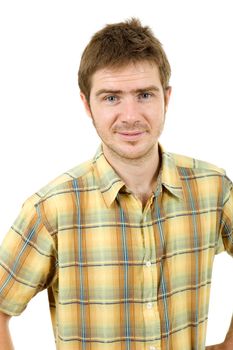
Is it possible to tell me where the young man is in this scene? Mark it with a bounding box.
[0,18,232,350]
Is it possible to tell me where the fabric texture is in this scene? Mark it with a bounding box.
[0,144,232,350]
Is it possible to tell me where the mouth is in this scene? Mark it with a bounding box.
[116,131,146,141]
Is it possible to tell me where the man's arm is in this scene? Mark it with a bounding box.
[224,316,233,346]
[206,316,233,349]
[0,311,14,350]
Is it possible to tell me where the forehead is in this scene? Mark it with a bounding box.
[90,61,162,92]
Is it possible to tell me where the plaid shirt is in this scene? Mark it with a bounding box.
[0,144,232,350]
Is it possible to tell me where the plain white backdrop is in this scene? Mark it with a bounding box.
[0,0,233,348]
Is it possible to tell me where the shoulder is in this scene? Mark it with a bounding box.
[167,151,232,200]
[169,151,226,175]
[25,159,94,207]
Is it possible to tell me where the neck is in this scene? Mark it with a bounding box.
[103,144,161,205]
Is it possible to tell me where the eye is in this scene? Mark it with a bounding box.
[138,92,152,100]
[104,95,118,103]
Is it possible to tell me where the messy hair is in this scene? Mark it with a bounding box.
[78,18,171,101]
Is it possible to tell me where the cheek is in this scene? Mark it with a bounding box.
[91,111,112,133]
[147,103,165,120]
[94,107,117,126]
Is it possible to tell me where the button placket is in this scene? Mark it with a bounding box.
[141,202,160,349]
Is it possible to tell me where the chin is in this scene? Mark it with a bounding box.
[110,144,156,160]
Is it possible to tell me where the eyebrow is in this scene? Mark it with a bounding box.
[95,85,161,97]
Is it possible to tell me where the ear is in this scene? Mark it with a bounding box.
[80,92,92,118]
[164,86,172,113]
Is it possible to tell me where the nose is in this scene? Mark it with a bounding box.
[119,97,140,124]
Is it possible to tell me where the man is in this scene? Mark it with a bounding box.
[0,18,232,350]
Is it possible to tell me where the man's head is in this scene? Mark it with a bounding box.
[78,18,172,163]
[78,18,171,103]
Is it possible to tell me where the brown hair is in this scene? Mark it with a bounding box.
[78,18,171,102]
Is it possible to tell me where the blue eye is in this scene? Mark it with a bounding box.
[105,95,117,102]
[139,92,151,99]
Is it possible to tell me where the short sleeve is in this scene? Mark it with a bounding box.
[0,197,57,316]
[217,177,233,256]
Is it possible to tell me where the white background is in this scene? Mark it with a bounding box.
[0,0,233,348]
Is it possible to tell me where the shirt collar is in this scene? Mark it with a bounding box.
[92,144,183,208]
[159,144,183,199]
[92,145,125,207]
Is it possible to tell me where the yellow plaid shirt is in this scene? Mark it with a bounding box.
[0,144,232,350]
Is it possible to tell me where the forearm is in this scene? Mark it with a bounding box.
[0,330,14,350]
[224,315,233,345]
[0,313,14,350]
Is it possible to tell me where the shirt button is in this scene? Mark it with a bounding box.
[147,302,153,310]
[146,261,152,267]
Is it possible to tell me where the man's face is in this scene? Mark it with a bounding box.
[81,61,171,161]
